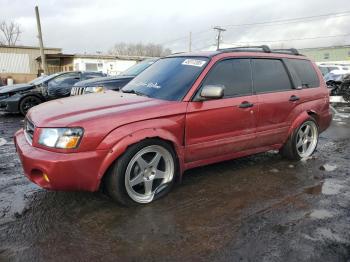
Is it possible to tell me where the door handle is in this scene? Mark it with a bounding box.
[289,95,300,102]
[239,101,254,108]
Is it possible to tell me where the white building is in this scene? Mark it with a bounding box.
[40,53,146,76]
[73,55,138,76]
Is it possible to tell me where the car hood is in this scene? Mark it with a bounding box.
[0,83,34,94]
[28,91,184,131]
[74,75,134,87]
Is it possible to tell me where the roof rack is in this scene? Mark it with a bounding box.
[217,45,303,56]
[272,48,301,56]
[218,45,271,53]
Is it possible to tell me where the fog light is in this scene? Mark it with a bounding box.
[43,173,50,183]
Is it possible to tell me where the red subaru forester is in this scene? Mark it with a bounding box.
[15,46,332,205]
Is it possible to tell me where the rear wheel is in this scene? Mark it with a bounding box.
[19,96,42,116]
[105,139,177,206]
[280,118,319,160]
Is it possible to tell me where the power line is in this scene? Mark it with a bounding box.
[223,33,350,45]
[160,10,350,46]
[223,11,350,28]
[160,29,210,45]
[192,33,350,52]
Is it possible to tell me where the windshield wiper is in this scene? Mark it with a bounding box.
[122,89,149,97]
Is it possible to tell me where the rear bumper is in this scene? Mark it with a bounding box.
[14,129,109,192]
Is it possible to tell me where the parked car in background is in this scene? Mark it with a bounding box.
[0,71,105,115]
[71,58,157,96]
[318,64,350,76]
[15,46,331,206]
[324,69,349,82]
[325,70,350,101]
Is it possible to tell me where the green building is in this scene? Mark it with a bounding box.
[299,45,350,64]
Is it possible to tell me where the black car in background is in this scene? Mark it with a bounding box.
[71,58,157,96]
[0,71,105,115]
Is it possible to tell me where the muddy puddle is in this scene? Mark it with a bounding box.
[1,110,350,261]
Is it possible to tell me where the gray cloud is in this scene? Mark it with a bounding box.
[1,0,349,53]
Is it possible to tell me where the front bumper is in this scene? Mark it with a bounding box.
[0,94,20,113]
[14,129,109,192]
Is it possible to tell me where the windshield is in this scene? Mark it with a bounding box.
[122,57,209,101]
[121,58,158,76]
[29,73,60,85]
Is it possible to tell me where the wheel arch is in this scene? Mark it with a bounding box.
[306,110,319,124]
[18,93,44,111]
[96,126,185,190]
[286,111,314,138]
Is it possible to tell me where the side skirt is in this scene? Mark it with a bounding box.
[183,143,283,171]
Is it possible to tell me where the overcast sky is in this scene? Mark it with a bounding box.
[0,0,349,54]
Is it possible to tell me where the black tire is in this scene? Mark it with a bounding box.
[105,139,178,206]
[19,96,42,116]
[280,117,319,161]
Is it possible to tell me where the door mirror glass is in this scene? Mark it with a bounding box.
[199,85,224,100]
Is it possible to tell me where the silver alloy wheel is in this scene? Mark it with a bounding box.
[125,145,174,203]
[296,121,318,158]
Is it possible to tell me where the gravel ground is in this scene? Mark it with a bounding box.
[0,108,350,262]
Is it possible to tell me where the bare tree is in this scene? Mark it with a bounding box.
[0,21,22,46]
[109,42,171,57]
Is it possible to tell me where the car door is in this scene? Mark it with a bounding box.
[185,58,258,163]
[47,72,81,98]
[252,58,302,147]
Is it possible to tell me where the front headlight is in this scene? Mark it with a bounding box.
[38,128,84,149]
[84,86,105,94]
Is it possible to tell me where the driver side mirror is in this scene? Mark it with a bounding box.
[196,85,224,101]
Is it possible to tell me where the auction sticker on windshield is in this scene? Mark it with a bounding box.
[182,59,207,67]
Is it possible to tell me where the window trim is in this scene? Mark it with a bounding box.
[192,57,254,101]
[251,58,295,95]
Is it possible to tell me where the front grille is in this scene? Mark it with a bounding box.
[24,118,35,144]
[70,86,86,96]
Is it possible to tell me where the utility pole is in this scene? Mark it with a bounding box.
[189,31,192,52]
[35,6,48,75]
[213,26,226,50]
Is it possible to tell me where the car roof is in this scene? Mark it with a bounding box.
[51,71,104,75]
[167,51,220,58]
[327,69,349,75]
[167,46,305,59]
[319,65,341,68]
[74,75,133,86]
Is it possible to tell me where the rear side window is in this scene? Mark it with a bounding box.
[202,59,252,98]
[289,59,320,88]
[252,59,292,93]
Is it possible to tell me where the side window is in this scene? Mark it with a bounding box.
[48,73,81,88]
[289,59,320,88]
[252,59,292,93]
[201,59,252,98]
